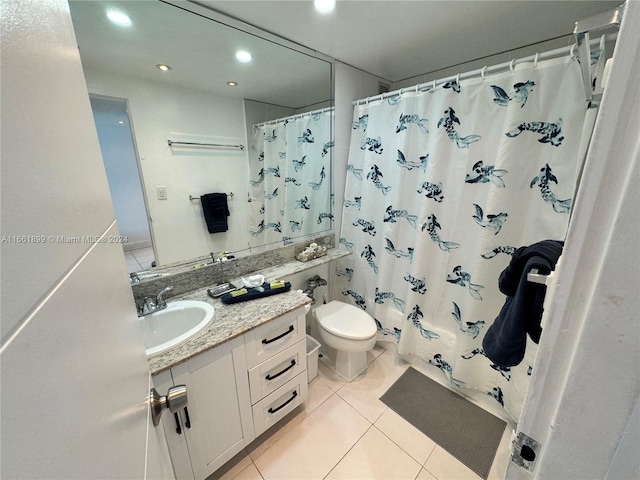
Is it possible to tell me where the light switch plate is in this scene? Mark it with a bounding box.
[156,186,167,200]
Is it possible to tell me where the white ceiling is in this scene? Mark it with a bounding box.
[197,0,621,81]
[69,1,333,109]
[69,1,621,109]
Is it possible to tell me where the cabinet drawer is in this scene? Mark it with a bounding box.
[244,308,305,368]
[252,371,308,437]
[248,340,306,405]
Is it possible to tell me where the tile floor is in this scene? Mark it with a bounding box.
[211,346,513,480]
[125,246,155,273]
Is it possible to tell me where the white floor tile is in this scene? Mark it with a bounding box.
[316,360,347,392]
[487,425,513,480]
[214,348,516,480]
[130,247,155,267]
[246,408,306,462]
[214,451,252,480]
[325,426,422,480]
[367,343,386,364]
[125,253,142,274]
[126,261,142,274]
[423,447,482,480]
[374,408,437,466]
[130,246,154,258]
[253,394,370,480]
[415,468,438,480]
[336,351,409,423]
[231,462,264,480]
[247,380,335,462]
[302,376,335,415]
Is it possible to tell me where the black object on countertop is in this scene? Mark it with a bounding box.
[220,282,292,304]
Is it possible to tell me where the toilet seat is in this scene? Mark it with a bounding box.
[315,301,376,340]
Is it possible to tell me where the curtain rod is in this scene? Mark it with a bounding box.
[574,4,624,102]
[352,33,617,106]
[254,106,334,129]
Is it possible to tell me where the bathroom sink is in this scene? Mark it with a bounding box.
[139,300,214,358]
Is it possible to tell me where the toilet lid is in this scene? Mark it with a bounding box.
[315,301,377,340]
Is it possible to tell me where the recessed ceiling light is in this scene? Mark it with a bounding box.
[227,81,238,87]
[314,0,335,14]
[106,10,132,27]
[235,50,252,63]
[117,120,125,125]
[156,64,172,72]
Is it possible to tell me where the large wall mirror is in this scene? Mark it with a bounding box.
[68,0,333,274]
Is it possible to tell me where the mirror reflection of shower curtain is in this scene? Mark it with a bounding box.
[334,56,593,422]
[248,110,333,248]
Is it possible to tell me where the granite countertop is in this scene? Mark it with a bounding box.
[148,287,312,375]
[147,249,350,375]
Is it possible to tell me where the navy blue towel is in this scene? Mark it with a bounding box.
[482,240,563,367]
[200,193,229,234]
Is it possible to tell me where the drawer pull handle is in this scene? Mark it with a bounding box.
[262,325,294,345]
[265,359,296,381]
[183,407,191,429]
[174,412,182,435]
[268,390,298,414]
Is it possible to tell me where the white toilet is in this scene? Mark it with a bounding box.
[313,300,377,381]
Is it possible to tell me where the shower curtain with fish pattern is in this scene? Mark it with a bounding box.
[334,56,589,421]
[248,110,333,249]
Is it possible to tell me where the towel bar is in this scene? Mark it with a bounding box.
[168,140,244,150]
[189,192,234,201]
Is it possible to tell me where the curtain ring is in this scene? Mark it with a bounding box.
[599,34,606,52]
[365,96,370,105]
[570,43,577,57]
[415,84,419,93]
[533,53,539,69]
[456,73,460,85]
[510,59,516,72]
[481,66,487,79]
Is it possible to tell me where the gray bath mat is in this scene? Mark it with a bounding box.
[380,367,506,479]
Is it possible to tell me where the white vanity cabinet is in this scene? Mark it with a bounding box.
[153,306,308,480]
[244,308,308,436]
[154,335,255,479]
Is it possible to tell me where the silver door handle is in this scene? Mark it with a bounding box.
[149,385,187,426]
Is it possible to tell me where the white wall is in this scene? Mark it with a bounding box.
[83,68,251,265]
[395,35,578,90]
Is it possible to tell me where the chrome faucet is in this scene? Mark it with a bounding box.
[156,286,174,309]
[137,286,174,317]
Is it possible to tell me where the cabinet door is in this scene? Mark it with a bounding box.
[154,370,194,480]
[171,336,254,480]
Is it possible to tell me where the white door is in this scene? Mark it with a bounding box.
[0,1,172,478]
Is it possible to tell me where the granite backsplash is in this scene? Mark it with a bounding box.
[131,233,334,304]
